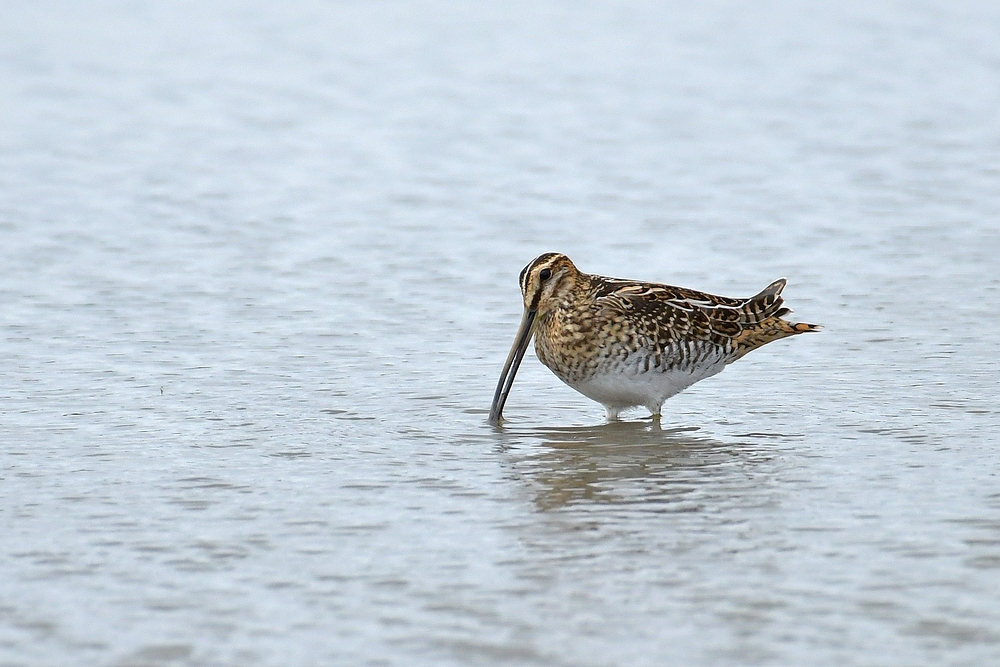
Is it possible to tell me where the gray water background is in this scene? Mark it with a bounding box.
[3,1,1000,665]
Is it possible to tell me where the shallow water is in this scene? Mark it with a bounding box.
[3,1,1000,665]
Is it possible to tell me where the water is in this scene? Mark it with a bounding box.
[3,1,1000,665]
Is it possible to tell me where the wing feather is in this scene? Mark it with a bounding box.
[593,278,789,351]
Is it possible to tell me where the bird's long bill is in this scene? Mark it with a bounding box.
[488,308,537,425]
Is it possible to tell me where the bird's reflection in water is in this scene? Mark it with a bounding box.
[500,418,771,512]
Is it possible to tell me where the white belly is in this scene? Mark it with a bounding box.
[559,357,728,419]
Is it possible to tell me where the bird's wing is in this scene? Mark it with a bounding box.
[593,278,788,348]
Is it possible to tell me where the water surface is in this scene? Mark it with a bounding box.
[2,1,1000,665]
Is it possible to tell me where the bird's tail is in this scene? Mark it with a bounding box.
[730,279,820,360]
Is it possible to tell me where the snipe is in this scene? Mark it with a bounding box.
[489,253,819,423]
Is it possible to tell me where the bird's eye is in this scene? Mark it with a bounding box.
[539,268,552,281]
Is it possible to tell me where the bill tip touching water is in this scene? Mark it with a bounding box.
[488,252,819,425]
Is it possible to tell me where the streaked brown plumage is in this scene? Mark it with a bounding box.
[489,253,819,423]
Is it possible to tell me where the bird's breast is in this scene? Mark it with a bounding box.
[535,309,730,392]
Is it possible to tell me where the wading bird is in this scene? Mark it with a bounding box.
[489,253,818,424]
